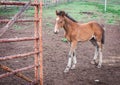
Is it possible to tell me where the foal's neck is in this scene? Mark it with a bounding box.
[63,16,76,32]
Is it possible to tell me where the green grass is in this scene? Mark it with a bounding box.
[0,1,120,25]
[0,7,19,16]
[0,7,34,17]
[43,1,120,24]
[43,2,98,22]
[23,7,34,16]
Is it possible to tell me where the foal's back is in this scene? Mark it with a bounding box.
[76,21,104,42]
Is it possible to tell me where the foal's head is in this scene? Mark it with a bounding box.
[54,10,66,34]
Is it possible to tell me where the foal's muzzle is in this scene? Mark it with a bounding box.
[54,27,59,34]
[54,31,58,34]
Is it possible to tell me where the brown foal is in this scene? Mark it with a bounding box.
[54,10,105,73]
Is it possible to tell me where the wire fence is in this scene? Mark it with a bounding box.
[42,0,120,7]
[42,0,73,7]
[75,0,120,5]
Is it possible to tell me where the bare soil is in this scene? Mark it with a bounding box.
[0,18,120,85]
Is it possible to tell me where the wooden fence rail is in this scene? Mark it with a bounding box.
[0,64,39,79]
[0,1,39,6]
[0,51,39,61]
[0,19,39,23]
[0,37,38,43]
[0,64,32,82]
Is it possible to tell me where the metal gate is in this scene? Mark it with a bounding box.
[0,0,43,85]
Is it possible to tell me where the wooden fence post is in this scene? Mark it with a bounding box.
[39,1,43,85]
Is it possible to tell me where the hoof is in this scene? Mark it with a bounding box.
[97,65,102,68]
[71,65,76,69]
[64,67,70,73]
[91,60,96,65]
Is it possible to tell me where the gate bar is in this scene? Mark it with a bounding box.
[0,64,32,82]
[0,19,39,23]
[0,1,39,6]
[0,64,39,79]
[0,51,39,61]
[0,37,38,43]
[34,0,39,83]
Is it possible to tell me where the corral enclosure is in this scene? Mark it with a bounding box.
[0,0,120,85]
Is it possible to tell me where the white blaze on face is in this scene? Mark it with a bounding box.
[54,17,60,33]
[56,17,59,21]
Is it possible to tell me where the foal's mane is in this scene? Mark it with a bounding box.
[57,11,78,23]
[65,14,78,23]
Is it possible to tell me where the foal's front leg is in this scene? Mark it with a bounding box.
[71,51,77,69]
[64,51,73,73]
[64,41,77,73]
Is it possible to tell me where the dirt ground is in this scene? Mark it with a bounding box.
[0,18,120,85]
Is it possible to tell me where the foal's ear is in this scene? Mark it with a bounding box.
[61,11,65,17]
[56,10,58,15]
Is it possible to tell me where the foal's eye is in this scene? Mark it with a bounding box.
[59,21,62,23]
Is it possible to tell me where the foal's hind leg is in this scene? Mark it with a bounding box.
[90,38,99,65]
[91,46,99,65]
[97,42,103,68]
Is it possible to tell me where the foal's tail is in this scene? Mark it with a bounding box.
[101,24,105,44]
